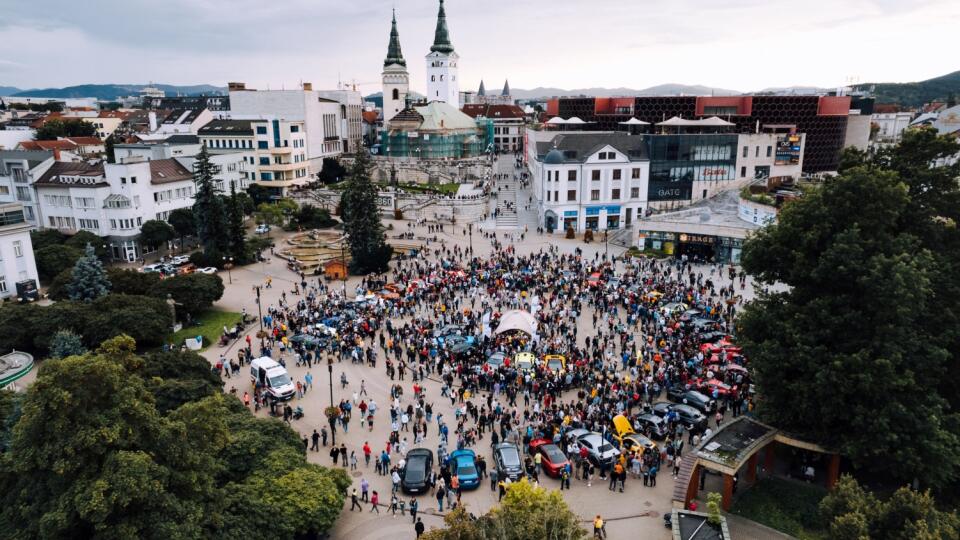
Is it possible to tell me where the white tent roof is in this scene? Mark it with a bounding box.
[618,118,650,125]
[546,116,568,125]
[493,310,538,336]
[565,117,587,124]
[657,116,734,127]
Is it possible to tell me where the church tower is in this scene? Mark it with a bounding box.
[425,0,459,106]
[381,9,409,125]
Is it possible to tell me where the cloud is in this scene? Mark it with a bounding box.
[0,0,956,92]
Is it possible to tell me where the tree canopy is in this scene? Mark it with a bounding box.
[34,118,96,140]
[192,146,227,257]
[67,243,111,302]
[139,219,175,252]
[739,127,960,488]
[0,336,350,539]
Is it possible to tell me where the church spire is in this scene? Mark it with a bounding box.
[384,9,406,67]
[478,80,486,96]
[502,79,510,96]
[430,0,455,54]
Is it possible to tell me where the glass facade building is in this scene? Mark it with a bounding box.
[646,134,738,201]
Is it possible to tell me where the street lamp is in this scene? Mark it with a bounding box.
[339,233,350,296]
[254,285,265,350]
[328,356,336,446]
[222,256,234,284]
[468,222,473,253]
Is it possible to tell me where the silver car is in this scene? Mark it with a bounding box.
[577,432,621,466]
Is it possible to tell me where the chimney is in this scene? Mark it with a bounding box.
[53,148,61,161]
[148,111,157,132]
[302,82,313,91]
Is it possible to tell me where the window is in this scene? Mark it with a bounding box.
[136,217,142,226]
[431,75,436,82]
[0,277,6,294]
[611,189,621,200]
[258,141,268,149]
[740,166,747,178]
[392,89,399,100]
[110,219,117,229]
[755,146,760,157]
[133,195,140,207]
[742,146,748,158]
[13,240,23,257]
[121,177,126,184]
[630,187,640,198]
[547,191,551,202]
[632,168,641,179]
[75,197,94,208]
[567,190,576,201]
[613,169,622,180]
[15,187,30,201]
[131,176,137,184]
[554,190,559,202]
[766,145,772,157]
[261,172,273,181]
[256,126,267,134]
[590,190,600,201]
[259,157,270,166]
[591,170,600,181]
[568,170,577,181]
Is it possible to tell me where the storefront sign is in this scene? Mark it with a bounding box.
[678,233,714,244]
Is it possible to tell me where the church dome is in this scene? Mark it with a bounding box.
[544,149,564,164]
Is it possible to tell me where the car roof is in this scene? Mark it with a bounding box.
[407,448,433,458]
[450,449,475,459]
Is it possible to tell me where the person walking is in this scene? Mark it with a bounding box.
[310,429,320,452]
[436,484,446,512]
[349,488,362,512]
[415,518,425,538]
[360,478,370,502]
[593,515,606,539]
[369,491,380,514]
[410,498,419,523]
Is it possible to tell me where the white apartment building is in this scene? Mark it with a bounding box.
[114,139,253,194]
[0,149,61,227]
[462,104,525,153]
[32,151,244,262]
[227,83,343,181]
[316,88,364,154]
[199,118,307,196]
[872,112,913,143]
[527,132,650,232]
[0,202,39,300]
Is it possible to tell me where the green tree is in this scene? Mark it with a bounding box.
[48,329,87,359]
[139,219,176,253]
[34,244,82,282]
[340,150,392,274]
[483,479,586,540]
[105,134,117,163]
[154,273,225,316]
[85,294,171,347]
[140,350,223,414]
[421,507,486,540]
[235,191,255,215]
[739,165,960,487]
[820,476,960,540]
[35,118,96,140]
[318,157,347,184]
[255,202,284,235]
[64,230,108,258]
[290,204,337,230]
[192,146,227,255]
[0,390,21,454]
[246,183,272,206]
[67,243,111,302]
[30,228,66,251]
[226,183,247,260]
[167,208,196,250]
[107,268,161,296]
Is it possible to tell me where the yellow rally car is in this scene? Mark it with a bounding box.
[544,354,566,375]
[611,414,657,454]
[514,352,536,373]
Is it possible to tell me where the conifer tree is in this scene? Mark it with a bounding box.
[191,146,227,255]
[227,181,247,260]
[67,243,111,302]
[340,150,392,274]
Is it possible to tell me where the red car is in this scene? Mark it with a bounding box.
[696,378,737,398]
[528,438,570,478]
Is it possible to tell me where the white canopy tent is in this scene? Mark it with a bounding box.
[618,118,650,125]
[493,309,539,340]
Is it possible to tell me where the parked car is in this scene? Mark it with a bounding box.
[197,267,218,274]
[528,438,569,478]
[514,352,536,374]
[448,449,480,489]
[249,357,295,401]
[696,378,738,399]
[169,255,190,266]
[401,448,434,494]
[141,263,164,274]
[620,433,658,454]
[492,443,525,481]
[652,402,708,431]
[255,224,271,234]
[666,388,716,413]
[576,432,621,466]
[485,352,507,370]
[544,354,566,375]
[636,413,669,440]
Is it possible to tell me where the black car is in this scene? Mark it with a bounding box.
[636,413,669,440]
[666,389,716,414]
[493,443,524,481]
[401,448,434,494]
[652,402,708,431]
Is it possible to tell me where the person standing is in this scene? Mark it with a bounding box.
[410,498,419,523]
[311,429,320,452]
[415,518,425,538]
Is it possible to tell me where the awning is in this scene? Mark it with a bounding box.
[618,118,650,125]
[493,309,538,337]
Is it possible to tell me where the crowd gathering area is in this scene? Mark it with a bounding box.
[213,220,754,539]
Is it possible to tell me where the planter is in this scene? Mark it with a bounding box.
[671,509,731,540]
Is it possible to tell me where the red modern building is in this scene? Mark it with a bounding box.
[546,95,857,172]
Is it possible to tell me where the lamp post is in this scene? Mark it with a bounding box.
[254,285,265,350]
[328,356,336,445]
[339,233,350,297]
[468,222,473,254]
[222,256,234,284]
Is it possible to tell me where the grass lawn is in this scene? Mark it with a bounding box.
[394,182,461,195]
[167,310,243,350]
[729,477,829,540]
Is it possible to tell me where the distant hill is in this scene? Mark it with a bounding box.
[753,86,831,95]
[11,84,225,100]
[856,71,960,107]
[0,86,22,97]
[509,84,741,100]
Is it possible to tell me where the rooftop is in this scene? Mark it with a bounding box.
[461,104,525,120]
[639,190,762,240]
[198,119,254,136]
[149,158,193,184]
[34,160,107,187]
[18,140,79,152]
[534,132,648,163]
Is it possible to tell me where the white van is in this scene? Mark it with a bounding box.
[250,357,295,401]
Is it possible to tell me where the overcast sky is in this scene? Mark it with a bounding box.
[1,0,957,93]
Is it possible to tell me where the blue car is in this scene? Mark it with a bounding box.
[449,449,480,489]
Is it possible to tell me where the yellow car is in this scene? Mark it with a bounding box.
[544,354,566,374]
[514,352,536,373]
[621,433,658,454]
